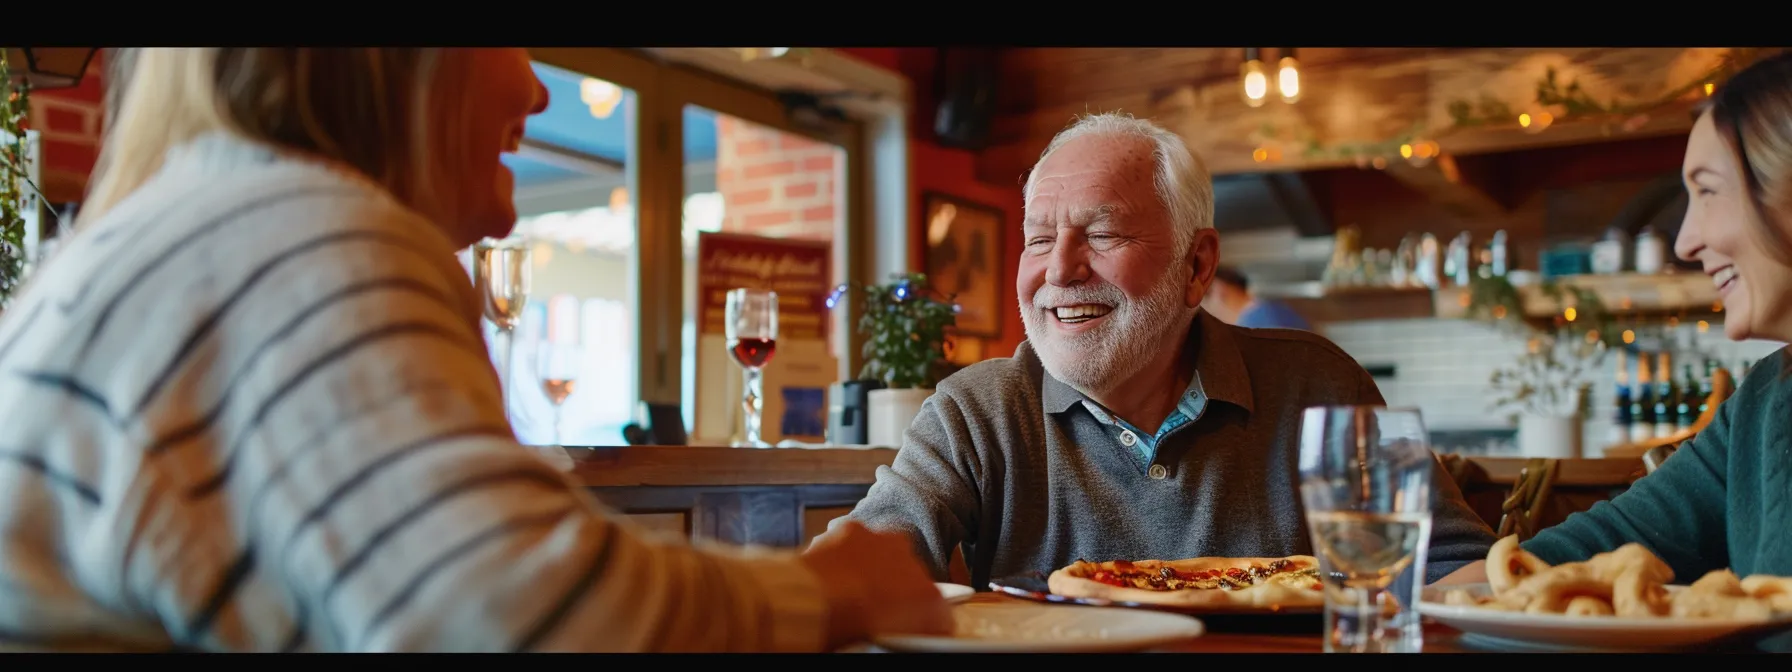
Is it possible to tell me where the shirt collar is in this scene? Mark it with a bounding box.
[1038,311,1255,416]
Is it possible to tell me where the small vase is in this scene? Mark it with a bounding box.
[867,387,934,448]
[1517,414,1583,459]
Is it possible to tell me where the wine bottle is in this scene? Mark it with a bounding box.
[1699,359,1718,418]
[1629,358,1655,443]
[1677,363,1698,429]
[1653,353,1676,437]
[1613,350,1632,446]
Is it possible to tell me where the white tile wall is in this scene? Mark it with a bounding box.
[1321,317,1784,456]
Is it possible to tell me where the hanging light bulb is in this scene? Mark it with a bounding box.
[1240,48,1268,108]
[1277,48,1301,104]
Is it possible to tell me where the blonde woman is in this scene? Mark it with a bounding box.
[1439,50,1792,588]
[0,48,947,652]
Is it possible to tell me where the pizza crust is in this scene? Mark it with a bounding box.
[1046,556,1327,609]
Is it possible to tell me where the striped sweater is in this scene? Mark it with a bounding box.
[0,133,827,652]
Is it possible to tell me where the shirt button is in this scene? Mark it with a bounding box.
[1120,430,1138,447]
[1148,464,1168,480]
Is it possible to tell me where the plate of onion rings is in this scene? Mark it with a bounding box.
[1418,536,1792,651]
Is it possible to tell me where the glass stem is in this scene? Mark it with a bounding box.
[553,404,563,446]
[497,328,516,429]
[742,366,764,446]
[1355,586,1378,652]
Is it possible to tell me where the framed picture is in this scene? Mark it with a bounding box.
[921,192,1004,338]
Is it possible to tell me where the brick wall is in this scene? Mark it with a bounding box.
[26,50,105,204]
[1321,317,1783,455]
[713,114,838,242]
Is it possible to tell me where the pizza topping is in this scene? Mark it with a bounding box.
[1079,559,1321,592]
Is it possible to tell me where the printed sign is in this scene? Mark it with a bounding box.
[695,231,832,341]
[691,231,837,445]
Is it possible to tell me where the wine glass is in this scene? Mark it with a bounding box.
[724,288,778,448]
[1298,406,1434,654]
[535,340,581,446]
[473,236,530,426]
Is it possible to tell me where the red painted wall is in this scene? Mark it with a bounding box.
[25,50,105,203]
[836,48,1028,360]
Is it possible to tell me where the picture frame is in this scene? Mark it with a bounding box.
[921,191,1004,338]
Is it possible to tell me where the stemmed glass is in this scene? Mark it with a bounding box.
[535,340,582,446]
[1298,405,1435,654]
[724,288,778,448]
[473,236,530,426]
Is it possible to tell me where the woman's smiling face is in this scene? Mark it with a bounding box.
[1675,111,1792,343]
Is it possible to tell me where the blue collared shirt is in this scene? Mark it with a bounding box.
[1077,371,1209,464]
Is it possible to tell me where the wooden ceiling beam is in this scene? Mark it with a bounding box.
[975,48,1731,185]
[1383,154,1507,220]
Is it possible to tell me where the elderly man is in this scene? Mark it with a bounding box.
[830,112,1495,589]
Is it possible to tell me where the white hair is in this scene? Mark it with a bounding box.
[1020,111,1214,256]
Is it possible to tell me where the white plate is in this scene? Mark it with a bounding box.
[1418,583,1792,651]
[936,583,975,602]
[872,600,1204,653]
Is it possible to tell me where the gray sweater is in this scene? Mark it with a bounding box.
[844,313,1497,588]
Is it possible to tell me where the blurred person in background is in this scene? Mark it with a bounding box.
[0,47,946,652]
[1202,265,1310,331]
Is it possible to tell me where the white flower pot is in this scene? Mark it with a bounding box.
[1517,414,1582,459]
[867,387,933,448]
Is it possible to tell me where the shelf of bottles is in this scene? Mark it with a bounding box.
[1607,347,1755,455]
[1434,272,1720,321]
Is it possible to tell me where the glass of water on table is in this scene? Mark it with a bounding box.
[1297,406,1434,653]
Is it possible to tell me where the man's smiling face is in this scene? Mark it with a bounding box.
[1018,133,1197,391]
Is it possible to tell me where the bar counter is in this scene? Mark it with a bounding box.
[567,446,896,550]
[565,445,1642,551]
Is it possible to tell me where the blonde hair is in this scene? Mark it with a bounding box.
[81,48,473,227]
[1696,49,1792,373]
[1698,50,1792,267]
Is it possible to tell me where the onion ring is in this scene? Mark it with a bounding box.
[1486,535,1551,593]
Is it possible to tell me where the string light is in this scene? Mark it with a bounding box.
[1240,48,1268,107]
[1277,48,1301,104]
[580,78,623,119]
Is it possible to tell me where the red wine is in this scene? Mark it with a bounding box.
[541,379,575,405]
[729,337,777,369]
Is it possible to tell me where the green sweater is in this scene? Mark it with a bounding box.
[1524,348,1792,584]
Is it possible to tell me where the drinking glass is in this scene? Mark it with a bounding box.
[473,237,530,426]
[1298,405,1434,653]
[724,288,778,448]
[535,341,581,446]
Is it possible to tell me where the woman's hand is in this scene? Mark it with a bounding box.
[1433,560,1489,586]
[799,520,952,650]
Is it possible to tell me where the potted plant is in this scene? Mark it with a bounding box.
[828,273,958,447]
[0,52,36,312]
[1467,274,1620,458]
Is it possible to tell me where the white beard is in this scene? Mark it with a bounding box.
[1021,265,1196,394]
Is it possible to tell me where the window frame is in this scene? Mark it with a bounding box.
[526,48,869,437]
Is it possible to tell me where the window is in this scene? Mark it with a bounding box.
[459,49,870,446]
[459,61,639,446]
[680,107,848,443]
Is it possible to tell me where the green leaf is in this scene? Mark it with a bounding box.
[846,272,958,389]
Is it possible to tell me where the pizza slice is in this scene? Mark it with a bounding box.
[1047,555,1327,609]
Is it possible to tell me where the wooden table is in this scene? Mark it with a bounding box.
[955,592,1478,653]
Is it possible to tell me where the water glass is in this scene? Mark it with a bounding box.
[1298,405,1434,653]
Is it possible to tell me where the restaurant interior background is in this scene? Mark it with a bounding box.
[14,46,1784,461]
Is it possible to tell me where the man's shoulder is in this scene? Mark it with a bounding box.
[1228,324,1368,380]
[931,343,1047,409]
